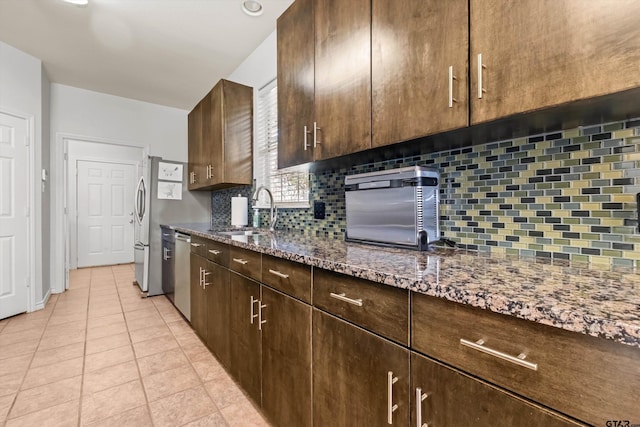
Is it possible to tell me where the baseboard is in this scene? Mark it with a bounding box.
[34,288,51,311]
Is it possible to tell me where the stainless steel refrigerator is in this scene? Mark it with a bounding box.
[133,156,210,296]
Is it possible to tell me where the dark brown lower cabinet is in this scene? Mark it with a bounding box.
[261,287,312,427]
[189,253,207,341]
[411,353,583,427]
[229,272,262,404]
[313,309,410,427]
[205,260,230,368]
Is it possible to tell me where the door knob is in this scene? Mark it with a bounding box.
[129,212,134,216]
[129,219,134,224]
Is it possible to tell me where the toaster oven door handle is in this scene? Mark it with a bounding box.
[329,292,363,307]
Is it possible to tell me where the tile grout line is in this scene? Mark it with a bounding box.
[112,265,156,426]
[5,281,63,423]
[76,267,96,427]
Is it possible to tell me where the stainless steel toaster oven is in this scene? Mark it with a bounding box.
[345,166,440,250]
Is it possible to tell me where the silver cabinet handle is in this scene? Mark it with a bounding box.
[163,247,172,261]
[191,243,202,248]
[208,249,221,255]
[303,125,311,151]
[206,164,213,180]
[387,371,399,424]
[416,387,428,427]
[233,258,248,265]
[250,296,259,324]
[477,53,486,99]
[460,338,538,371]
[198,267,203,288]
[258,302,267,330]
[448,65,457,108]
[329,292,363,307]
[268,269,289,279]
[202,270,211,288]
[313,121,321,147]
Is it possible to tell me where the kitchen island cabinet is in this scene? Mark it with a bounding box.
[470,0,640,124]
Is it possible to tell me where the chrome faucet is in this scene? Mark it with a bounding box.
[251,185,278,232]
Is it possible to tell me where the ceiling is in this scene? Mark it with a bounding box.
[0,0,294,110]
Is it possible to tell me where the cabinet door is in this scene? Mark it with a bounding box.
[222,80,253,186]
[276,0,315,168]
[314,0,371,160]
[187,102,202,190]
[229,272,261,405]
[372,0,468,147]
[470,0,640,124]
[411,353,583,427]
[313,309,410,427]
[189,253,206,340]
[201,87,223,186]
[261,287,312,427]
[205,260,230,368]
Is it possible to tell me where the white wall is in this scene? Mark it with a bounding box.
[0,41,48,308]
[50,84,188,161]
[228,30,277,91]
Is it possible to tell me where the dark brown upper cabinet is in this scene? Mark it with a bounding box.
[277,0,371,168]
[470,0,640,124]
[187,79,253,190]
[371,0,469,148]
[276,0,315,169]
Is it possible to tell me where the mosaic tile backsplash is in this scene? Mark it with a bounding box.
[212,117,640,268]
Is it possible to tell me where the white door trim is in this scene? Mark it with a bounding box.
[0,107,36,314]
[51,133,148,294]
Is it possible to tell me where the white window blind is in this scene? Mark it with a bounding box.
[254,79,310,208]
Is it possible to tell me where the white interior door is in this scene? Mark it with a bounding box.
[0,112,29,319]
[77,160,136,268]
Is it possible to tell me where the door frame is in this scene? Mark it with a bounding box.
[0,107,36,313]
[72,158,139,269]
[52,133,147,293]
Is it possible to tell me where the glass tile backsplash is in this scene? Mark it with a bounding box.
[212,117,640,267]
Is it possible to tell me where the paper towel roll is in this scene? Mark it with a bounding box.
[231,195,248,227]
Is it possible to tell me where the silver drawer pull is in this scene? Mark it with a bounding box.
[329,292,363,307]
[233,258,249,265]
[387,371,399,424]
[208,249,221,255]
[416,387,428,427]
[268,269,289,279]
[191,243,202,247]
[460,338,538,371]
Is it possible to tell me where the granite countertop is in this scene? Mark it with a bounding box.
[167,223,640,348]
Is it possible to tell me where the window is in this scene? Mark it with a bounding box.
[254,79,310,208]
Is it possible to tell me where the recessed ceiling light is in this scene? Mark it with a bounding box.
[242,0,263,17]
[62,0,89,5]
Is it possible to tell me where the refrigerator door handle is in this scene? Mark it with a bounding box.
[134,176,146,225]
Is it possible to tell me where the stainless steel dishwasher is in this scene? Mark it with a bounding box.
[174,232,191,321]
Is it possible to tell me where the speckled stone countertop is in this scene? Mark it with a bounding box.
[167,223,640,348]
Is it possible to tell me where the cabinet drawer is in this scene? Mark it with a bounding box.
[206,240,229,267]
[190,236,208,257]
[261,255,311,304]
[313,269,409,345]
[412,293,640,426]
[229,246,262,282]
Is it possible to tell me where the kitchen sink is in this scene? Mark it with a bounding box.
[218,230,267,237]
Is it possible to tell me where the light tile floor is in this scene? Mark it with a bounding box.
[0,264,270,427]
